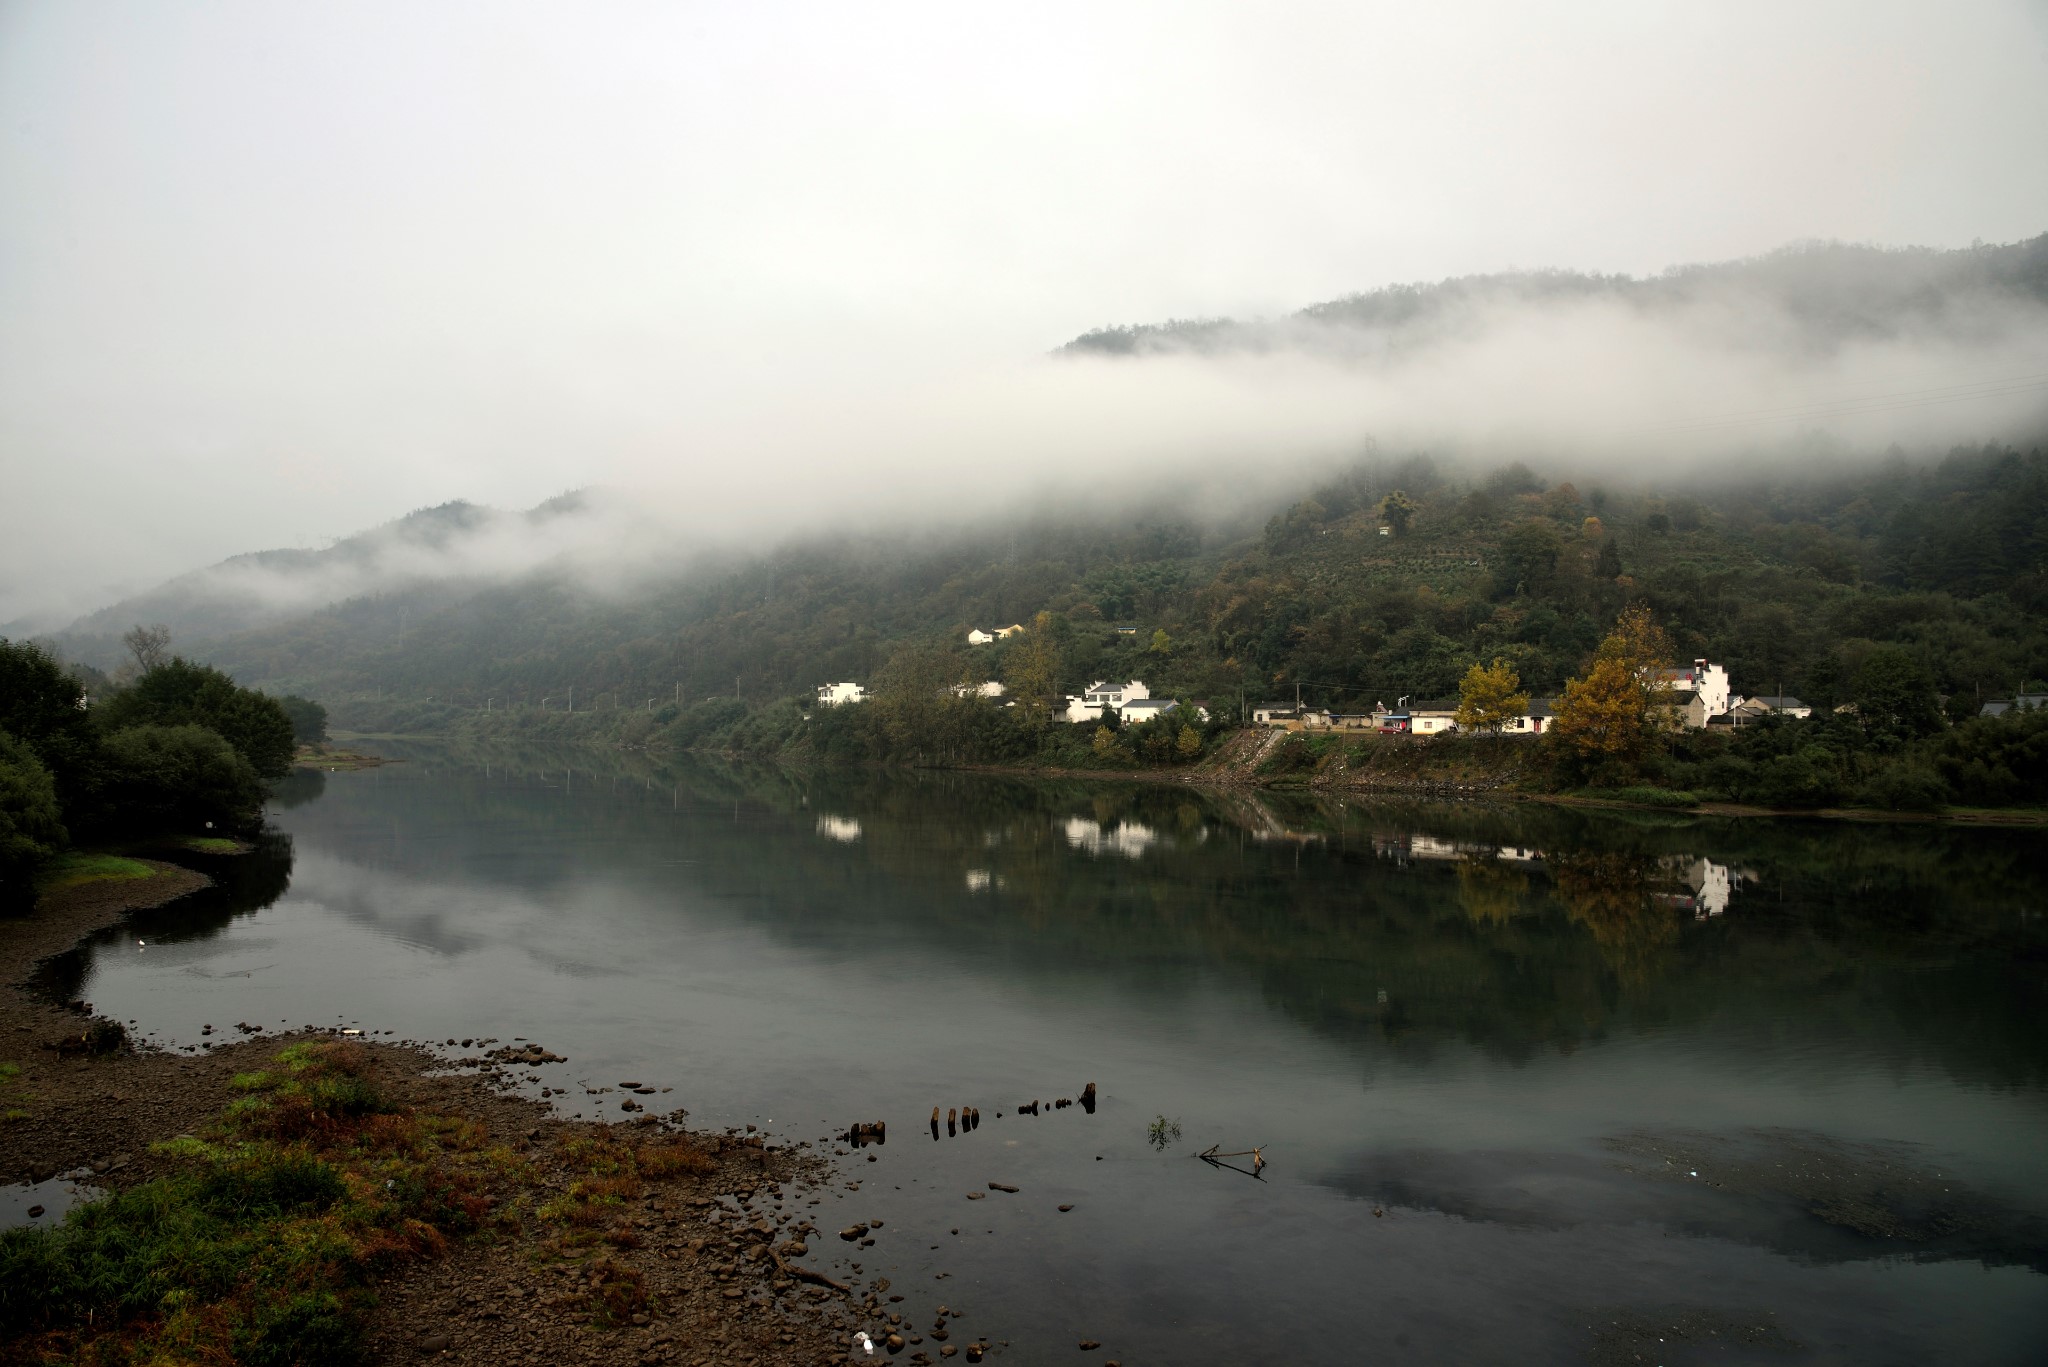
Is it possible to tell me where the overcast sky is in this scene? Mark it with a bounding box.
[4,1,2048,625]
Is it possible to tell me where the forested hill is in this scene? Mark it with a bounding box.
[50,442,2048,733]
[53,493,594,657]
[1060,235,2048,357]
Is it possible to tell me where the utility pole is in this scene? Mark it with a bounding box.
[568,685,574,712]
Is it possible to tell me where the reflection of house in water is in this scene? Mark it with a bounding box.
[964,869,1008,893]
[1059,816,1162,859]
[1652,857,1748,918]
[1374,833,1549,867]
[816,816,862,843]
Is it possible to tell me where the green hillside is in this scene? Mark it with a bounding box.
[146,441,2048,738]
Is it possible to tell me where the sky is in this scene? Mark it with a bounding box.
[4,0,2048,626]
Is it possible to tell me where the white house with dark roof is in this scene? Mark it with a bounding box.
[1065,679,1151,724]
[1649,659,1731,726]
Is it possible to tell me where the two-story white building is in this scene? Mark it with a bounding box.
[1065,679,1150,724]
[1649,659,1731,728]
[815,681,867,706]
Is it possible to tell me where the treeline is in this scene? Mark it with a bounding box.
[0,640,320,902]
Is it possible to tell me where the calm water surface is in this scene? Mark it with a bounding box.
[53,747,2048,1364]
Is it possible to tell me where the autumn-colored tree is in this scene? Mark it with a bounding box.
[1551,606,1676,771]
[1551,657,1650,763]
[1174,724,1203,759]
[1594,604,1673,678]
[1455,658,1530,733]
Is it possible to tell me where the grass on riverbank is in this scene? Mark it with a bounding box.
[33,854,158,894]
[0,1041,512,1366]
[179,837,244,854]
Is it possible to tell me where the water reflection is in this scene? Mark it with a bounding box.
[57,744,2048,1364]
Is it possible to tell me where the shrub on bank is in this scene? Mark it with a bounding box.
[0,728,66,906]
[0,1042,492,1366]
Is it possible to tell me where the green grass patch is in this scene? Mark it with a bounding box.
[1580,786,1700,809]
[0,1040,509,1365]
[35,853,158,893]
[181,837,243,854]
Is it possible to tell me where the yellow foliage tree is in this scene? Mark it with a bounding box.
[1551,657,1650,762]
[1455,658,1530,733]
[1552,606,1675,768]
[1594,604,1673,678]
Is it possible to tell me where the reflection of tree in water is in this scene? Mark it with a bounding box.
[267,768,327,809]
[1547,851,1676,983]
[1456,859,1530,926]
[30,828,297,1003]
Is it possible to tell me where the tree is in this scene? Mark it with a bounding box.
[1594,539,1623,580]
[1455,659,1530,734]
[277,695,328,747]
[122,623,172,673]
[1492,519,1563,598]
[1376,490,1418,536]
[1003,611,1064,725]
[1551,657,1653,767]
[1550,606,1675,772]
[95,725,265,833]
[1851,647,1944,748]
[1594,604,1673,678]
[0,727,66,904]
[0,638,99,812]
[1148,628,1174,656]
[94,658,296,780]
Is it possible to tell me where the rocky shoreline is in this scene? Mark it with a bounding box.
[0,861,940,1366]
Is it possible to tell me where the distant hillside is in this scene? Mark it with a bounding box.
[53,494,594,672]
[1060,235,2048,358]
[45,440,2048,745]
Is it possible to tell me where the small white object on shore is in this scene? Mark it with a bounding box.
[854,1331,875,1355]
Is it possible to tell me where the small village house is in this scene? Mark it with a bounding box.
[1980,693,2047,717]
[1725,694,1811,725]
[1648,659,1731,727]
[815,681,867,706]
[1065,679,1151,724]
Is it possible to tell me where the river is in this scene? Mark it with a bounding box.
[42,745,2048,1364]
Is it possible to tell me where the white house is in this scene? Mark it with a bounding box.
[995,623,1027,639]
[1649,659,1731,726]
[1064,679,1150,724]
[1728,694,1811,723]
[1252,702,1299,725]
[967,629,996,646]
[952,680,1008,699]
[1408,700,1459,734]
[1119,697,1185,724]
[1499,698,1558,734]
[815,681,867,706]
